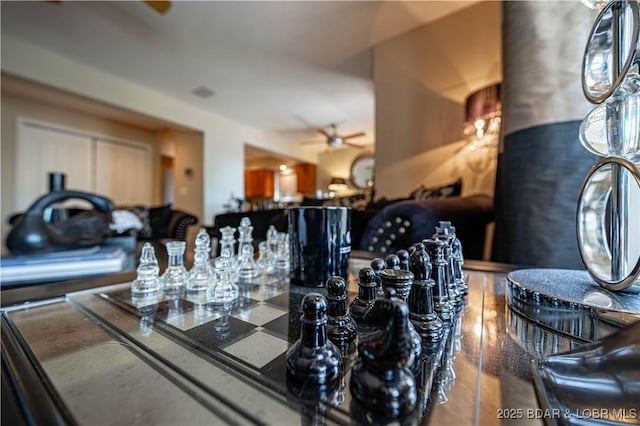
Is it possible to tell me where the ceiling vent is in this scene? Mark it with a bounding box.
[192,86,215,99]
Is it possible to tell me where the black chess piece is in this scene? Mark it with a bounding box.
[349,294,417,418]
[381,287,422,377]
[407,243,444,347]
[326,276,358,357]
[385,254,400,270]
[370,258,386,298]
[444,244,463,307]
[452,237,469,295]
[380,269,413,303]
[286,293,341,385]
[424,238,453,322]
[396,249,410,271]
[349,268,379,330]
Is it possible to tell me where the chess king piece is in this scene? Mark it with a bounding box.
[381,286,422,377]
[286,293,341,385]
[349,294,418,418]
[326,276,358,357]
[131,242,161,294]
[161,241,188,296]
[187,229,215,292]
[452,237,469,295]
[349,268,379,331]
[424,238,453,322]
[407,243,444,346]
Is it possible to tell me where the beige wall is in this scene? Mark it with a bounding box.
[373,1,502,199]
[316,146,373,193]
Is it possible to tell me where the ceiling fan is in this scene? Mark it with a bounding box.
[300,124,366,149]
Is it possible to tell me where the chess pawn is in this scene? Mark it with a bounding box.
[382,287,422,377]
[444,244,463,307]
[370,258,386,298]
[275,232,290,271]
[349,268,378,331]
[452,237,469,295]
[256,241,275,275]
[424,238,453,322]
[396,249,410,271]
[131,242,161,294]
[161,241,188,296]
[385,254,400,270]
[208,257,239,309]
[326,276,357,357]
[187,229,215,292]
[237,244,259,281]
[407,243,443,346]
[286,293,341,385]
[350,294,417,418]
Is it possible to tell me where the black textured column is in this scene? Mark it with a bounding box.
[493,1,599,268]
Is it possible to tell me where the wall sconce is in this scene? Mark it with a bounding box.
[463,83,502,148]
[328,177,349,192]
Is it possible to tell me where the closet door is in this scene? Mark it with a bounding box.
[16,122,93,211]
[95,139,152,206]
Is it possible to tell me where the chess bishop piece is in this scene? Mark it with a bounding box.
[286,293,341,386]
[349,294,418,418]
[326,277,358,357]
[407,243,444,346]
[131,242,161,294]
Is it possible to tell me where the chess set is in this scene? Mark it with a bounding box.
[98,218,469,423]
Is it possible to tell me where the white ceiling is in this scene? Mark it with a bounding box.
[1,0,478,145]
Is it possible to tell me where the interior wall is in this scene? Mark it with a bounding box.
[1,35,318,225]
[316,146,373,193]
[0,91,162,229]
[373,1,502,199]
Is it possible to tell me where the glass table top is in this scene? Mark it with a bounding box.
[1,261,623,426]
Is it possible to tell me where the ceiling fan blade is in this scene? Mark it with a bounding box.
[343,141,366,149]
[317,128,332,139]
[342,132,366,140]
[144,0,171,14]
[299,140,327,145]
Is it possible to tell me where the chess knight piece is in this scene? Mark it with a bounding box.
[326,277,358,357]
[286,293,341,386]
[407,243,444,346]
[350,294,418,418]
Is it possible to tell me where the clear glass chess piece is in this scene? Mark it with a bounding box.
[256,241,275,275]
[275,232,290,271]
[237,217,254,258]
[218,226,238,281]
[187,229,215,292]
[207,257,239,309]
[161,241,188,296]
[237,244,259,281]
[131,242,161,294]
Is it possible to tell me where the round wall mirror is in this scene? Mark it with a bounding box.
[350,152,375,189]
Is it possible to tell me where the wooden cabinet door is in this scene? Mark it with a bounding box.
[244,169,274,198]
[295,163,316,195]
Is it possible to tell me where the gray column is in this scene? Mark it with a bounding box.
[493,1,599,268]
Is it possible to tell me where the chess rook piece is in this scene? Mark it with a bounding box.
[382,287,422,377]
[349,295,417,418]
[424,238,453,322]
[385,254,400,270]
[326,276,358,357]
[379,268,413,303]
[452,237,469,295]
[370,258,386,298]
[396,249,410,271]
[349,268,379,330]
[131,242,161,294]
[444,244,463,307]
[286,293,340,385]
[161,241,188,296]
[408,243,444,346]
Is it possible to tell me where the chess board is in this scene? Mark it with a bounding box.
[94,263,463,424]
